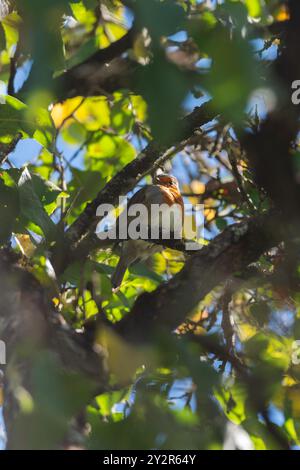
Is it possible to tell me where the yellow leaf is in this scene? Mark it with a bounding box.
[276,5,290,22]
[51,97,83,128]
[285,418,298,442]
[191,180,205,195]
[96,25,111,49]
[131,95,147,122]
[52,297,60,308]
[105,23,127,41]
[133,33,150,62]
[15,386,34,414]
[245,0,261,18]
[282,375,297,387]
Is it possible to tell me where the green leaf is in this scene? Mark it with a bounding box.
[70,1,96,31]
[2,12,21,50]
[61,120,87,145]
[12,352,96,450]
[0,94,54,147]
[68,168,105,207]
[0,22,6,50]
[87,135,136,164]
[17,168,57,241]
[96,389,129,420]
[0,175,19,242]
[65,36,98,69]
[0,95,28,141]
[136,54,190,143]
[16,0,68,91]
[6,168,62,211]
[134,0,185,39]
[111,99,134,135]
[215,217,228,231]
[75,97,111,131]
[198,26,260,123]
[130,263,163,284]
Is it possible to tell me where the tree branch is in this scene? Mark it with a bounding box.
[0,133,22,166]
[67,231,201,265]
[243,0,300,222]
[54,28,137,100]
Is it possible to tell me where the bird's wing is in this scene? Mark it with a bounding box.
[114,185,158,237]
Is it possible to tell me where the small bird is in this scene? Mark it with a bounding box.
[111,174,184,290]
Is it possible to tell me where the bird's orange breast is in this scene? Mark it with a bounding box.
[158,186,184,211]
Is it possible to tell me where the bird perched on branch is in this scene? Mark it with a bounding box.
[111,174,184,290]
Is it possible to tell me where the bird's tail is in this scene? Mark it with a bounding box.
[111,256,128,291]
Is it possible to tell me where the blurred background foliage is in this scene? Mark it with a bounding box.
[0,0,299,451]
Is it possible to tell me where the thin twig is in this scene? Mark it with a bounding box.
[227,145,257,213]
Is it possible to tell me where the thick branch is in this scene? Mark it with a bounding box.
[243,1,300,222]
[115,211,281,343]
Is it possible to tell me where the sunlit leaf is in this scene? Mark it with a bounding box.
[17,168,58,240]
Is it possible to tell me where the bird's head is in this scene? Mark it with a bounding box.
[154,174,180,190]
